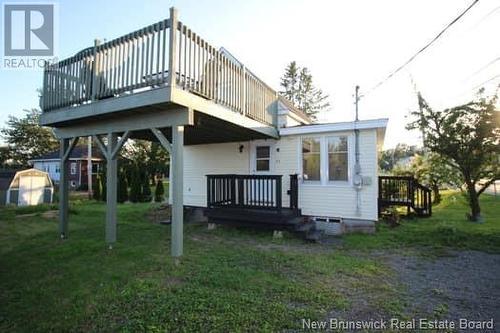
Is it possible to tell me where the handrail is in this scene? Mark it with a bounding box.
[174,21,276,125]
[207,174,282,212]
[41,9,279,127]
[378,176,432,217]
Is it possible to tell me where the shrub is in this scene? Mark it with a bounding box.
[118,170,128,203]
[129,168,142,203]
[93,176,101,201]
[154,179,164,202]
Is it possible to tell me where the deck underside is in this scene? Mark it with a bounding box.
[41,85,278,145]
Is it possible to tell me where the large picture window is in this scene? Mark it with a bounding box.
[302,138,321,181]
[328,136,348,181]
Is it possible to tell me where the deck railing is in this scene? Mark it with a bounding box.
[378,176,432,217]
[207,174,283,212]
[42,9,277,126]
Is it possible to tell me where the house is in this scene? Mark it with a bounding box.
[38,7,388,258]
[0,169,54,206]
[29,146,104,189]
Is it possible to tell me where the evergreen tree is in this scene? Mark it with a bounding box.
[280,62,330,120]
[93,175,101,201]
[100,169,107,202]
[117,169,128,203]
[141,172,152,202]
[154,179,165,202]
[129,167,142,203]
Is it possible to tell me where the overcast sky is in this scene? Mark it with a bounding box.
[1,0,499,148]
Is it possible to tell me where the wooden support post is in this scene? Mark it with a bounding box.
[59,139,70,238]
[59,137,79,238]
[171,125,184,258]
[106,133,118,245]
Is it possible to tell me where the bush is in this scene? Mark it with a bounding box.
[129,168,142,203]
[142,179,152,202]
[118,170,128,203]
[93,176,101,201]
[154,179,164,202]
[100,171,107,202]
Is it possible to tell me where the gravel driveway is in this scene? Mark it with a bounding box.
[327,250,500,332]
[387,251,500,331]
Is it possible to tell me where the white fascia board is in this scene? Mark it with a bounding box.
[279,118,388,136]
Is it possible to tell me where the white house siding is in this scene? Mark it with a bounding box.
[182,128,380,222]
[276,129,379,221]
[33,161,60,182]
[183,142,250,206]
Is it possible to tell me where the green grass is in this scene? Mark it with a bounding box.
[0,202,366,332]
[343,191,500,253]
[0,191,498,331]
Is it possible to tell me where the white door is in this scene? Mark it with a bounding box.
[18,176,45,206]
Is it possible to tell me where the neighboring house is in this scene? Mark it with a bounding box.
[38,7,389,256]
[0,169,54,206]
[29,146,104,189]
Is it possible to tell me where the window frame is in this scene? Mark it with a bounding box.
[255,145,271,172]
[301,137,322,183]
[300,134,353,186]
[326,135,349,183]
[70,162,77,175]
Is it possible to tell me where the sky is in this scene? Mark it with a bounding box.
[0,0,499,149]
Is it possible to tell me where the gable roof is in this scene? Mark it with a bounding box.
[278,96,313,124]
[29,145,104,162]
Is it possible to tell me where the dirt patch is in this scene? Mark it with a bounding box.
[147,205,171,224]
[41,210,58,219]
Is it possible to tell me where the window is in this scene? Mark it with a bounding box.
[328,136,348,181]
[255,146,270,171]
[70,163,77,175]
[55,165,60,173]
[302,138,321,181]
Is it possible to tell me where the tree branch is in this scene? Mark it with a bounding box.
[477,177,498,196]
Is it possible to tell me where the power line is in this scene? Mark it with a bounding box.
[463,56,500,81]
[470,73,500,91]
[360,0,481,99]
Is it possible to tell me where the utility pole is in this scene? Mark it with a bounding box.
[354,85,361,216]
[355,85,360,121]
[87,136,93,199]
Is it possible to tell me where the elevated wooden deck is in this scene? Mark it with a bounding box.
[42,7,291,258]
[40,9,279,143]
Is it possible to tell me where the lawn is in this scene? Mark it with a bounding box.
[0,191,498,332]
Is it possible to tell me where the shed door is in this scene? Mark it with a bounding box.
[18,176,45,206]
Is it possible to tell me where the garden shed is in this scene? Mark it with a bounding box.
[0,169,54,206]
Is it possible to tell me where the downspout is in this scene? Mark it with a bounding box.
[353,86,362,216]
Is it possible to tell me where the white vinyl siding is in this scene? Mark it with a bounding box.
[183,142,250,207]
[276,129,378,221]
[182,128,379,221]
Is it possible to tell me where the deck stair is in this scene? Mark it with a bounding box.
[205,208,324,241]
[378,176,432,217]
